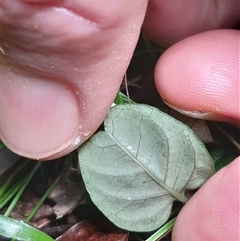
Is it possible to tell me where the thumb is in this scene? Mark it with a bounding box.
[172,157,240,241]
[0,0,147,160]
[154,29,240,127]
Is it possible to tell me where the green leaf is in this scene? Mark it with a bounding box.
[114,91,135,105]
[0,215,54,241]
[79,104,214,232]
[208,144,238,171]
[0,142,4,149]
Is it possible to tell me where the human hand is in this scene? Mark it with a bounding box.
[0,1,239,240]
[0,0,148,160]
[142,1,239,240]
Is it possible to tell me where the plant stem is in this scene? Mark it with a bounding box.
[145,217,176,241]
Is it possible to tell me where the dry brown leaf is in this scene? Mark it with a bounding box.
[10,190,55,228]
[56,217,129,241]
[49,176,87,219]
[169,109,214,143]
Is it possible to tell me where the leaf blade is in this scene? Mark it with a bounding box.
[0,215,54,241]
[79,104,214,231]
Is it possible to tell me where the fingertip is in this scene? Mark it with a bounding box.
[0,68,82,160]
[172,157,240,241]
[155,29,240,122]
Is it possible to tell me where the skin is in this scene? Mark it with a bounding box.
[0,0,239,240]
[0,0,148,159]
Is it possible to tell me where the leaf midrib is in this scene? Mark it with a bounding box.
[107,132,188,203]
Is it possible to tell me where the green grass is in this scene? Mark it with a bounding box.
[0,155,72,241]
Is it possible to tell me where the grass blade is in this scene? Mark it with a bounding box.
[0,215,54,241]
[25,154,72,223]
[0,178,26,209]
[146,218,176,241]
[0,159,29,196]
[4,162,41,217]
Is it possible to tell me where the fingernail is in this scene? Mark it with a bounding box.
[1,69,82,160]
[41,135,87,160]
[162,99,238,123]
